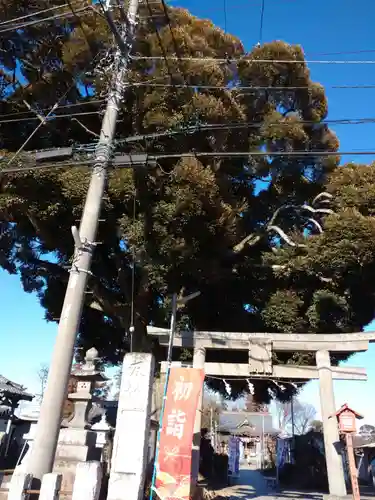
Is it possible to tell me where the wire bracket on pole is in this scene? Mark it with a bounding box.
[71,226,97,252]
[69,265,94,276]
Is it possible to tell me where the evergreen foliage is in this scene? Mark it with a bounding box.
[1,1,372,399]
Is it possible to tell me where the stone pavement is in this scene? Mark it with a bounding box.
[212,465,322,499]
[211,465,375,499]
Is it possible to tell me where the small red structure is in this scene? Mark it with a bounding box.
[332,404,363,500]
[333,403,363,434]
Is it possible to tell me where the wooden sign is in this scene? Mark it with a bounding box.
[338,410,356,433]
[333,404,363,434]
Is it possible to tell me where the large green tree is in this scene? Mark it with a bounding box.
[1,1,373,399]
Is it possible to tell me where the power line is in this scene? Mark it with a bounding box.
[131,55,375,65]
[223,0,228,32]
[309,48,375,57]
[144,0,202,128]
[0,1,81,27]
[132,150,375,159]
[2,116,375,165]
[3,114,375,152]
[0,6,91,35]
[258,0,265,45]
[0,110,100,124]
[2,150,374,176]
[112,118,375,145]
[1,149,374,175]
[65,0,112,88]
[130,81,375,91]
[0,100,106,120]
[0,157,153,174]
[5,50,104,167]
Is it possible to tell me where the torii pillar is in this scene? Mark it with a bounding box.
[316,350,346,499]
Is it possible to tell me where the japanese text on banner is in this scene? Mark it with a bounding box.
[154,367,204,500]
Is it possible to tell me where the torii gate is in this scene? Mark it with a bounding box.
[148,327,375,499]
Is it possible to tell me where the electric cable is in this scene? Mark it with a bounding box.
[131,55,375,65]
[4,110,375,132]
[223,0,228,33]
[112,117,375,146]
[0,111,100,124]
[65,0,112,89]
[143,0,201,134]
[144,0,183,87]
[5,51,104,167]
[2,149,375,176]
[258,0,265,45]
[0,100,106,120]
[0,6,91,35]
[0,1,81,27]
[0,158,143,174]
[131,81,375,91]
[142,150,365,159]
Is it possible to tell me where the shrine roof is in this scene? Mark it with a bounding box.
[334,403,363,419]
[0,375,33,401]
[219,411,278,436]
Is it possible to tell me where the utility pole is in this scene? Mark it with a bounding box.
[290,397,296,463]
[26,0,140,482]
[291,396,295,436]
[166,293,178,367]
[261,413,265,469]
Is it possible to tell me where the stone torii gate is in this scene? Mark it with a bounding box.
[148,327,375,499]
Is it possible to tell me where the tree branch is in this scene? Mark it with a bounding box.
[232,195,333,255]
[232,204,296,254]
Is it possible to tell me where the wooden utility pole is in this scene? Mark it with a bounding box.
[346,433,360,500]
[333,404,363,500]
[25,0,140,482]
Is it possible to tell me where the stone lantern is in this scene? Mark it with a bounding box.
[53,347,108,492]
[67,347,108,429]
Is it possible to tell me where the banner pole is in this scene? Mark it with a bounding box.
[149,294,177,499]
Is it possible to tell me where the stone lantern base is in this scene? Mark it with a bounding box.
[54,427,101,493]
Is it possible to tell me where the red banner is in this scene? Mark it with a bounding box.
[154,367,205,499]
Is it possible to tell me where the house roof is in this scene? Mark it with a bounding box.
[353,434,375,449]
[0,375,33,401]
[219,411,278,436]
[0,405,12,418]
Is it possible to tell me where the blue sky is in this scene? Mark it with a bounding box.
[2,0,375,424]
